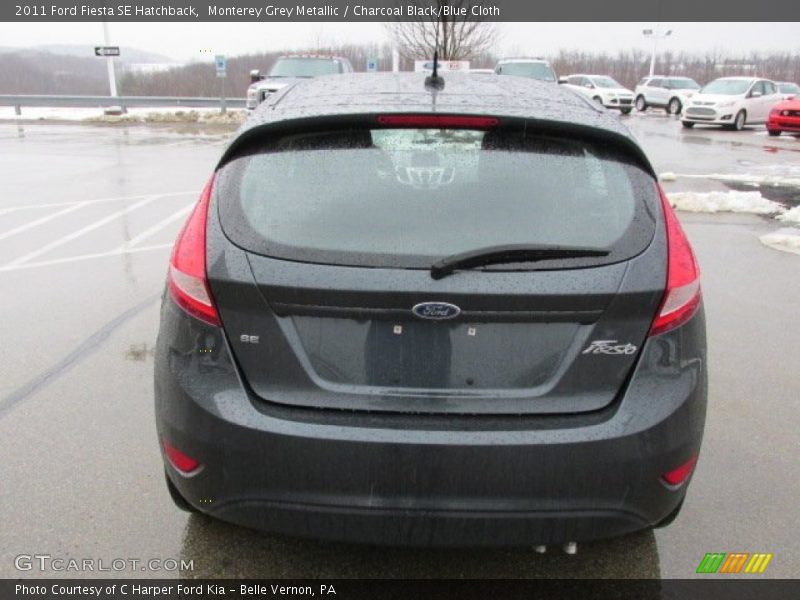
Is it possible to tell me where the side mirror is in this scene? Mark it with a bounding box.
[750,91,763,98]
[249,69,264,83]
[558,77,568,84]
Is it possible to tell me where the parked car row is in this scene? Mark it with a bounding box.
[244,55,799,136]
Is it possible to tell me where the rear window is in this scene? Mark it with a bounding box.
[269,58,342,77]
[496,62,556,82]
[216,126,658,269]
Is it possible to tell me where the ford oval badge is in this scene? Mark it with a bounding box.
[412,301,461,320]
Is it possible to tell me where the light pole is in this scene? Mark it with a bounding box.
[102,21,118,98]
[643,25,673,77]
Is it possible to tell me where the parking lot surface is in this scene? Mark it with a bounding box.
[1,114,798,578]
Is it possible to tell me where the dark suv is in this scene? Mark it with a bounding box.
[155,72,707,547]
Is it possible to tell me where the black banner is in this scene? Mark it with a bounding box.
[3,579,800,600]
[3,0,800,22]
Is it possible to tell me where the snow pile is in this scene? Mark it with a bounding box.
[662,171,800,188]
[759,228,800,255]
[86,109,246,125]
[777,205,800,225]
[667,190,784,215]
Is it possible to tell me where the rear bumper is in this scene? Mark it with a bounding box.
[155,299,707,546]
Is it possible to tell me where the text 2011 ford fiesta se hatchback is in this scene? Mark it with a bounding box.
[155,73,707,547]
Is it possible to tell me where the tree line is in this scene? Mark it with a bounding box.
[118,47,800,97]
[2,44,798,97]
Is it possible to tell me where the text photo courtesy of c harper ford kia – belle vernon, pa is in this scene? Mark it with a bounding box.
[0,1,799,599]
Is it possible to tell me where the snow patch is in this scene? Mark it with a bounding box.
[777,205,800,225]
[759,228,800,255]
[659,172,677,182]
[0,106,244,125]
[665,171,800,188]
[85,109,246,125]
[667,190,784,215]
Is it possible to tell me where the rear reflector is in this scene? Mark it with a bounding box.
[661,455,698,487]
[162,439,201,475]
[167,175,221,327]
[650,185,701,336]
[377,115,499,129]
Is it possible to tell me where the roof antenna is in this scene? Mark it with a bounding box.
[425,16,445,91]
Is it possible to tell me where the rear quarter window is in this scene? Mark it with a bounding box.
[216,125,658,270]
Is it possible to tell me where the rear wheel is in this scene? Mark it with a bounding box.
[768,129,781,137]
[165,471,198,513]
[635,95,647,111]
[668,97,682,115]
[732,110,746,131]
[681,121,695,129]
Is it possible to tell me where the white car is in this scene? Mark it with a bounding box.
[776,81,800,100]
[634,76,702,115]
[494,58,557,83]
[681,77,781,130]
[560,74,635,114]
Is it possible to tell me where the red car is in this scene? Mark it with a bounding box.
[767,98,800,136]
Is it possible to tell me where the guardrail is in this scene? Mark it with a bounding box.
[0,95,246,115]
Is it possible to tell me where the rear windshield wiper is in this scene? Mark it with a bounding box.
[430,244,611,280]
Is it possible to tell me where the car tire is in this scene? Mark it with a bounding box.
[655,498,685,528]
[733,110,746,131]
[767,130,781,137]
[635,95,647,111]
[681,121,695,129]
[668,97,682,115]
[165,471,199,513]
[621,107,632,115]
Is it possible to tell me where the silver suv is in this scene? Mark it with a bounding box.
[246,55,354,110]
[634,76,702,115]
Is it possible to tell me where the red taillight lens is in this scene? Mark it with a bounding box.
[376,115,499,129]
[167,175,221,327]
[661,455,698,487]
[163,439,201,475]
[650,185,701,337]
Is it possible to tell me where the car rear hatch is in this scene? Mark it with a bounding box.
[206,115,666,415]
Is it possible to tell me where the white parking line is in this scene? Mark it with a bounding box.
[115,203,194,252]
[0,243,173,273]
[0,190,197,214]
[0,201,90,242]
[3,195,160,268]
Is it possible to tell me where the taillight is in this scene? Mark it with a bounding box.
[163,439,202,475]
[167,175,221,326]
[650,185,701,336]
[376,115,499,129]
[661,455,698,488]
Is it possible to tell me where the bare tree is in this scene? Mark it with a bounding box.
[387,1,497,61]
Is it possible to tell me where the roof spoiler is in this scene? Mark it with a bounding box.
[215,114,657,178]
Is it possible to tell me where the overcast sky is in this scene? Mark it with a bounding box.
[0,22,798,62]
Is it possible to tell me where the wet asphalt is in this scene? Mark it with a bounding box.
[0,113,798,579]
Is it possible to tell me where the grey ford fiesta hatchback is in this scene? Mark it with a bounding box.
[155,73,707,547]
